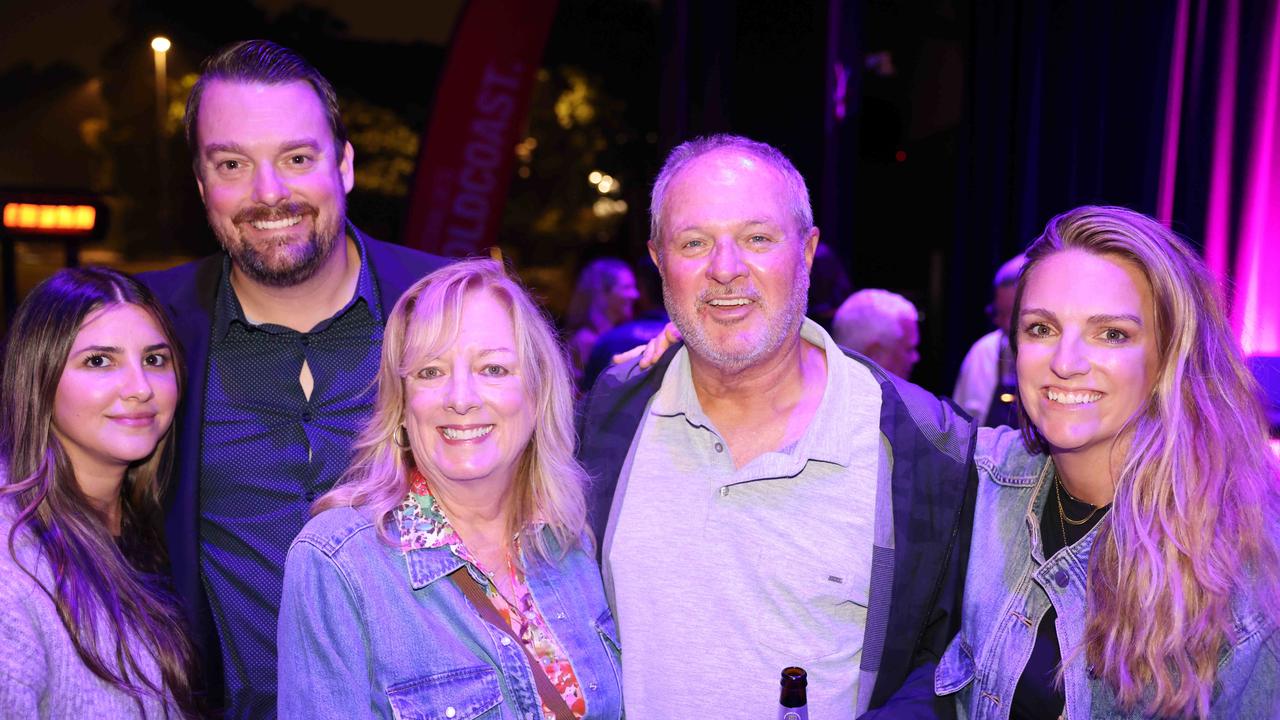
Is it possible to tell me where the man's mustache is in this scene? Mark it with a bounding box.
[697,287,762,303]
[233,202,317,224]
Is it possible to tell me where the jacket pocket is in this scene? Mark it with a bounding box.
[935,635,976,695]
[386,665,503,720]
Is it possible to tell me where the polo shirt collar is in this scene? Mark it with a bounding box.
[212,222,381,338]
[648,318,856,469]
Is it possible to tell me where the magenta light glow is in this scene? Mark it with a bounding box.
[1204,0,1240,288]
[1232,0,1280,356]
[1158,0,1192,226]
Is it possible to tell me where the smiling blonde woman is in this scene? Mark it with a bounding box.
[277,259,622,719]
[936,206,1280,719]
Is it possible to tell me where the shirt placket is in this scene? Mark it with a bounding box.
[288,329,323,502]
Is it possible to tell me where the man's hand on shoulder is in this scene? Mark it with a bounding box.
[612,322,681,369]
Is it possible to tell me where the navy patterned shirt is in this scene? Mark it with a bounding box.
[200,237,384,718]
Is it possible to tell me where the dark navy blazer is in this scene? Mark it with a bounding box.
[139,228,447,701]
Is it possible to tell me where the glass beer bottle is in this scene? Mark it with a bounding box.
[778,666,808,720]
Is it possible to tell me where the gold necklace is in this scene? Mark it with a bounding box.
[1055,473,1102,548]
[1055,475,1102,525]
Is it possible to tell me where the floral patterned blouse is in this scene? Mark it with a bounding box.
[395,470,586,719]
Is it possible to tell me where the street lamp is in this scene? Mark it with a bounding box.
[151,36,171,242]
[151,36,170,135]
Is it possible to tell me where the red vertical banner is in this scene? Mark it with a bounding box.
[403,0,559,256]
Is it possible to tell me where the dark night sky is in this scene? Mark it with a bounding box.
[0,0,465,75]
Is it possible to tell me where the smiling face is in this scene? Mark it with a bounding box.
[194,80,354,287]
[402,290,536,492]
[651,149,818,373]
[1016,249,1160,462]
[53,304,178,485]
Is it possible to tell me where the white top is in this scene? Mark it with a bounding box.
[605,319,885,719]
[952,329,1003,425]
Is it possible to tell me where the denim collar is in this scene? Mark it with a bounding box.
[394,482,470,590]
[393,474,548,590]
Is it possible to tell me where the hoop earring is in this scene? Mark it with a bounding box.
[393,425,410,450]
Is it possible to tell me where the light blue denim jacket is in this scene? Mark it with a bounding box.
[936,426,1280,719]
[277,506,624,720]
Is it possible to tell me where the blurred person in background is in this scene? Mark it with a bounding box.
[564,258,639,385]
[0,268,200,718]
[278,260,622,719]
[937,207,1280,718]
[807,242,854,332]
[832,288,920,380]
[952,254,1026,426]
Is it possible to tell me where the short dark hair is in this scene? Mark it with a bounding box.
[184,39,348,168]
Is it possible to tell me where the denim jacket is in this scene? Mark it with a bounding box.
[936,426,1280,719]
[278,506,624,720]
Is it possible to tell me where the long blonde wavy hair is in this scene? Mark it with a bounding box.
[313,259,588,563]
[1010,206,1280,718]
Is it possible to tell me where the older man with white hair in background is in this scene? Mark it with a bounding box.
[833,288,920,379]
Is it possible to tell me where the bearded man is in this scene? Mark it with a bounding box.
[578,134,977,718]
[140,40,446,718]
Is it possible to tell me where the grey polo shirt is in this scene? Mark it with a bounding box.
[604,318,886,719]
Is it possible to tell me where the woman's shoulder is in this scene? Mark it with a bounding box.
[0,515,56,640]
[1231,575,1280,641]
[291,505,384,559]
[975,425,1047,487]
[0,510,45,582]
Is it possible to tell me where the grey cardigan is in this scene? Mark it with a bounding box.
[0,510,177,718]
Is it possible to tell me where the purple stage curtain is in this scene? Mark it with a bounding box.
[1159,0,1280,355]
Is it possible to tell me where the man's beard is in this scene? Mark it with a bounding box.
[663,261,811,374]
[213,200,345,288]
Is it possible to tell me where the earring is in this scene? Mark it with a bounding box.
[393,425,410,450]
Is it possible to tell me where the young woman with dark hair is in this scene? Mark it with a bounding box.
[0,267,200,718]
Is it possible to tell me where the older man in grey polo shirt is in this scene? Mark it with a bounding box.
[578,134,977,718]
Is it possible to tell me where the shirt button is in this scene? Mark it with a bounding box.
[1054,569,1069,588]
[500,636,512,646]
[714,442,724,453]
[445,707,456,718]
[301,335,310,346]
[302,411,313,422]
[555,611,566,620]
[719,487,729,497]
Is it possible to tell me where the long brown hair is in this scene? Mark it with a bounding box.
[0,267,200,717]
[1010,207,1280,718]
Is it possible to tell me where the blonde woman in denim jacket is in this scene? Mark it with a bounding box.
[936,207,1280,719]
[278,261,622,719]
